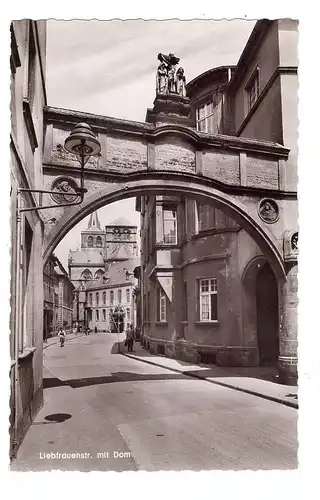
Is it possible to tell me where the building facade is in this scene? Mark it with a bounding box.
[139,19,298,376]
[69,213,139,332]
[10,20,47,456]
[43,254,74,339]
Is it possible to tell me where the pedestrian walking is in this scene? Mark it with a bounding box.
[58,327,66,347]
[125,324,135,353]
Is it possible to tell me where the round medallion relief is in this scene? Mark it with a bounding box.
[258,198,280,224]
[50,177,80,204]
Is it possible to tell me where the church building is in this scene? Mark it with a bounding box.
[68,212,139,332]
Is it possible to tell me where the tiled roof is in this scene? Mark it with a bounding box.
[107,217,136,227]
[85,258,139,290]
[69,248,104,265]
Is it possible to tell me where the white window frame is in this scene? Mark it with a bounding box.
[199,278,218,322]
[196,100,215,133]
[163,207,177,245]
[158,287,167,322]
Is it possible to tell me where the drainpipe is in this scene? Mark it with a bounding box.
[13,190,22,456]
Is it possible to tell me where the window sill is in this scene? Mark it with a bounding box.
[155,321,168,326]
[195,321,220,327]
[18,346,36,362]
[181,321,188,325]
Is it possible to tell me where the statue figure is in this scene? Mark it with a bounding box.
[156,62,168,94]
[176,67,186,97]
[156,53,181,95]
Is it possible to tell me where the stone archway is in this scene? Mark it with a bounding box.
[43,177,286,281]
[241,256,279,367]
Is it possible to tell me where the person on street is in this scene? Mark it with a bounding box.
[125,324,135,353]
[58,327,66,348]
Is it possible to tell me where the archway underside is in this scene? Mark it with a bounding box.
[43,177,288,279]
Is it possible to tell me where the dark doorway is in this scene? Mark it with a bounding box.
[256,263,279,366]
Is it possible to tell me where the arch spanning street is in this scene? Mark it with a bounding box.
[42,105,296,281]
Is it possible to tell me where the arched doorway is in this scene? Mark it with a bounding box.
[256,262,279,366]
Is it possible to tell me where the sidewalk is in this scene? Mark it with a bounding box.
[123,342,298,409]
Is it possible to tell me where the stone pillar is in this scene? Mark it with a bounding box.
[278,262,298,384]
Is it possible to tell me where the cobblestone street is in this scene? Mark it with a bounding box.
[11,334,297,472]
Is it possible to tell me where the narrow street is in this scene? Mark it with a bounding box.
[12,334,297,472]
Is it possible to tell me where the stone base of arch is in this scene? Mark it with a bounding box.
[278,356,298,385]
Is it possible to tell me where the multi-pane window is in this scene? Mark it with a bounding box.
[103,292,106,304]
[246,68,260,111]
[157,287,167,322]
[199,278,218,322]
[96,292,99,305]
[197,203,216,232]
[96,309,99,321]
[196,101,215,133]
[163,208,177,244]
[89,293,92,306]
[126,288,130,303]
[102,309,106,321]
[118,289,122,304]
[110,290,114,305]
[126,308,131,322]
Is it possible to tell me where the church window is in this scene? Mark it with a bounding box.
[96,236,102,247]
[81,269,92,281]
[88,236,93,248]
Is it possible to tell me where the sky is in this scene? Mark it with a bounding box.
[48,19,256,267]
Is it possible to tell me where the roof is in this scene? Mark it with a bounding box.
[85,258,140,290]
[107,217,136,227]
[105,243,136,262]
[227,20,273,93]
[68,248,104,265]
[82,211,103,233]
[186,65,236,97]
